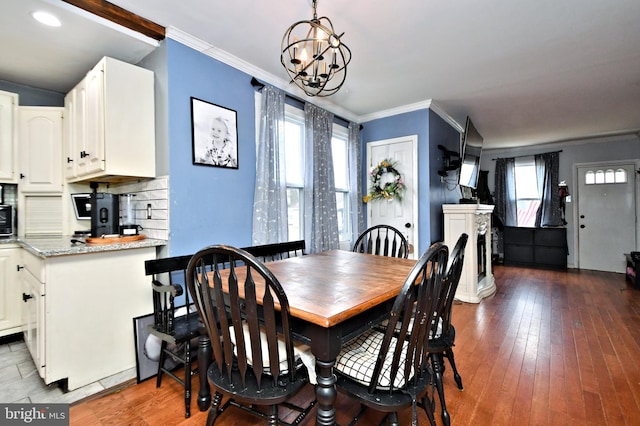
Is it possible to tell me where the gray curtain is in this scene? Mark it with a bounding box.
[534,152,562,227]
[348,122,364,244]
[252,86,288,245]
[494,157,517,227]
[303,103,339,253]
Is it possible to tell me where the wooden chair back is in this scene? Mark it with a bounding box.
[438,233,468,338]
[352,224,409,258]
[368,242,448,393]
[186,245,303,392]
[243,240,306,262]
[145,254,194,336]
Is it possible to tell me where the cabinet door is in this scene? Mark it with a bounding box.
[0,91,18,182]
[64,88,81,179]
[80,65,105,176]
[0,248,23,337]
[18,107,63,193]
[22,268,45,379]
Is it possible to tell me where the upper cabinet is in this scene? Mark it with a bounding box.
[65,57,156,183]
[0,91,18,182]
[18,107,63,193]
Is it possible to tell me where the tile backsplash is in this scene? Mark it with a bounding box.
[0,184,18,207]
[112,176,169,240]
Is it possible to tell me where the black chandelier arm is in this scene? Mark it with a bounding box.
[280,0,350,97]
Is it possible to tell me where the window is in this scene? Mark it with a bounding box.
[283,105,352,243]
[514,157,539,227]
[284,108,304,240]
[584,168,627,185]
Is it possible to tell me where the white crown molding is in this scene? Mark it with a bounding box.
[165,27,465,130]
[357,99,464,132]
[166,26,359,123]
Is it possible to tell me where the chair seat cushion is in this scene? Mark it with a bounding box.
[229,322,316,383]
[335,329,411,390]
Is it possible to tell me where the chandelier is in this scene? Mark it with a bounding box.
[280,0,351,97]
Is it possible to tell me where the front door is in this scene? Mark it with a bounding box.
[366,136,418,258]
[576,162,636,273]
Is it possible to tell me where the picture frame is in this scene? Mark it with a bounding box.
[132,313,178,383]
[191,97,239,169]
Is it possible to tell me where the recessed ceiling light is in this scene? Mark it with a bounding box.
[32,11,62,27]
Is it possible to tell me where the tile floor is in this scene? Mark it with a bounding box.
[0,336,135,405]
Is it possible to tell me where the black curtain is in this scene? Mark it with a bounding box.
[494,158,517,227]
[534,152,563,227]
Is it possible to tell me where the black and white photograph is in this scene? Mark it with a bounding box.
[191,97,238,169]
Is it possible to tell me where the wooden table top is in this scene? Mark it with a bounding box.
[258,250,416,328]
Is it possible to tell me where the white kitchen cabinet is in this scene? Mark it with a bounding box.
[0,245,24,338]
[22,264,44,376]
[0,90,18,182]
[18,107,64,193]
[20,247,155,390]
[65,56,156,183]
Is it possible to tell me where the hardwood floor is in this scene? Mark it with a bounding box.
[70,265,640,425]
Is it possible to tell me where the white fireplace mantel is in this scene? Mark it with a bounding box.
[443,204,496,303]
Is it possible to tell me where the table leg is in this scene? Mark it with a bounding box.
[315,357,338,426]
[197,333,212,411]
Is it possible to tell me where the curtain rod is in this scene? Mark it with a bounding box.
[492,149,562,161]
[250,77,358,129]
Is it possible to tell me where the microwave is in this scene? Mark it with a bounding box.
[0,205,15,236]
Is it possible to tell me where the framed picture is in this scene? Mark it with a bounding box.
[132,313,178,383]
[191,97,239,169]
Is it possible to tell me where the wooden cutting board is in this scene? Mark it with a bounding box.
[85,234,146,245]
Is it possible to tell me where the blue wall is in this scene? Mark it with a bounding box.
[428,111,462,242]
[165,39,257,255]
[155,40,462,256]
[0,80,64,106]
[361,108,461,250]
[361,109,431,249]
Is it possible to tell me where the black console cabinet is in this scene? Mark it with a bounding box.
[503,226,567,270]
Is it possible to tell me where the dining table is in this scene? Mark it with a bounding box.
[196,249,417,426]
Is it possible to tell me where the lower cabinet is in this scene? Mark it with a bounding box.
[0,246,24,338]
[503,226,568,270]
[20,247,155,390]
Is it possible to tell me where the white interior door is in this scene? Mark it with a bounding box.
[366,136,418,258]
[577,162,636,273]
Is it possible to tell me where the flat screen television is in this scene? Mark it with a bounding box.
[458,116,483,189]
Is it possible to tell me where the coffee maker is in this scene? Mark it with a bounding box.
[90,184,119,237]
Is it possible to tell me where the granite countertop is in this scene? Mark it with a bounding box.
[1,235,166,258]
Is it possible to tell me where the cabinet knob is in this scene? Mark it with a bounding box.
[67,157,74,163]
[19,173,25,179]
[80,151,89,158]
[16,265,24,271]
[22,293,33,302]
[580,224,585,228]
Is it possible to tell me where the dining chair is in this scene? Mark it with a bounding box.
[334,242,449,426]
[186,244,316,426]
[145,254,201,418]
[244,239,306,262]
[352,224,409,258]
[428,233,468,426]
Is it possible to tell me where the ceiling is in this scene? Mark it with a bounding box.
[2,0,640,149]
